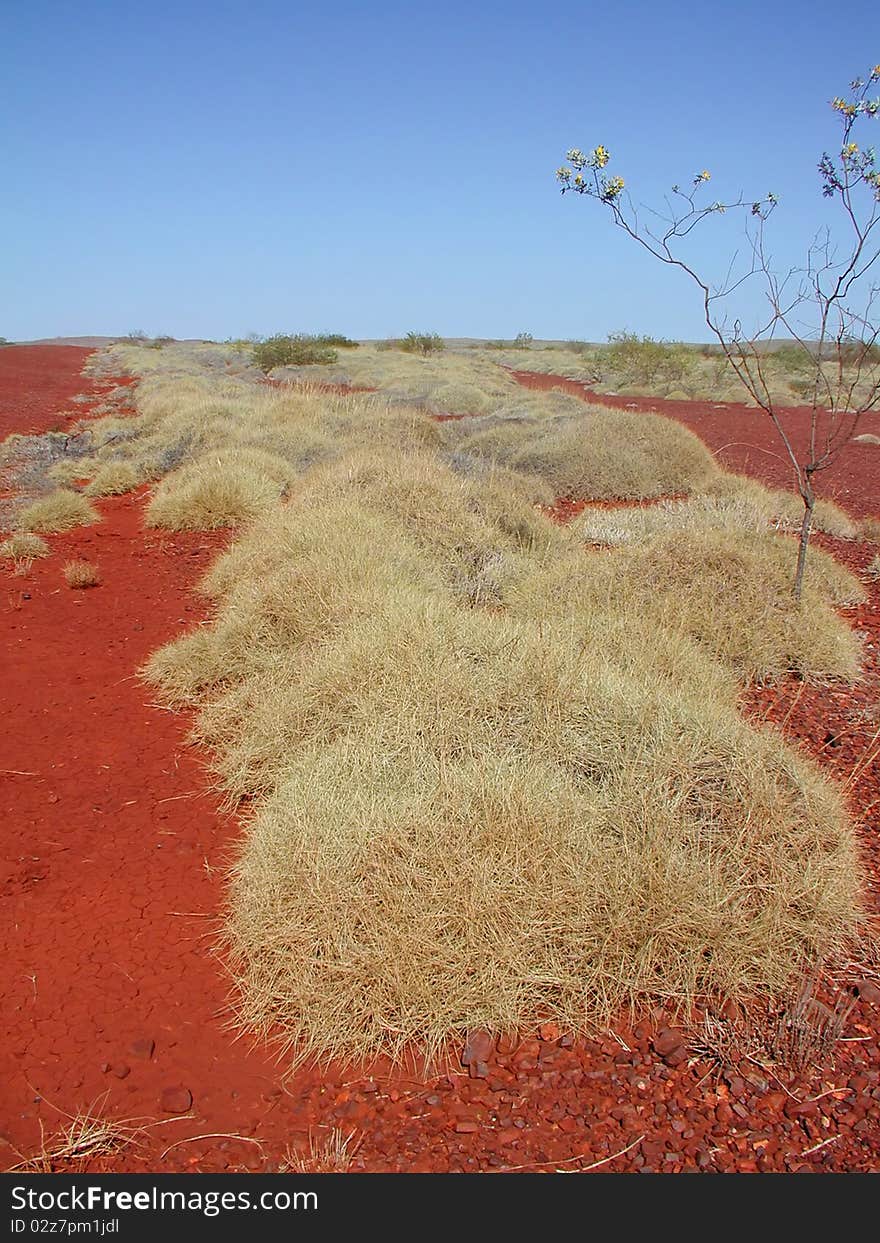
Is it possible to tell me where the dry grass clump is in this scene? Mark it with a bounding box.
[145,458,286,530]
[282,1129,359,1173]
[83,461,142,496]
[0,532,50,560]
[866,554,880,582]
[698,474,859,540]
[507,529,864,683]
[47,459,94,486]
[15,489,99,534]
[7,1100,140,1173]
[223,602,861,1062]
[144,458,864,1062]
[63,560,101,589]
[577,480,860,547]
[131,341,866,1063]
[440,405,718,500]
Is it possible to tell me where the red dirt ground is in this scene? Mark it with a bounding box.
[1,347,879,1173]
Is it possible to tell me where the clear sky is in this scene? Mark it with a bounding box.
[3,0,878,342]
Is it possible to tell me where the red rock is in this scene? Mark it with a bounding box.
[160,1086,193,1114]
[461,1029,494,1066]
[130,1038,155,1060]
[111,1063,130,1079]
[652,1027,689,1067]
[539,1022,561,1042]
[454,1120,479,1134]
[855,979,880,1007]
[784,1098,818,1120]
[715,1102,734,1126]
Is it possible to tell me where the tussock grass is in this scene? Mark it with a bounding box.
[699,474,859,540]
[145,458,286,530]
[15,490,99,534]
[63,560,101,588]
[439,405,718,499]
[123,340,867,1063]
[223,604,860,1062]
[474,340,880,407]
[511,530,863,683]
[0,532,50,560]
[84,461,142,496]
[47,459,93,486]
[578,480,859,547]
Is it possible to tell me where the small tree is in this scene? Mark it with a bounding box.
[556,66,880,599]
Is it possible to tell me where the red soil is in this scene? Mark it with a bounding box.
[0,347,95,440]
[1,348,879,1174]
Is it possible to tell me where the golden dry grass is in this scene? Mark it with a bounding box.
[0,532,50,560]
[577,481,860,548]
[145,459,286,530]
[513,530,864,683]
[143,446,865,1061]
[221,606,861,1062]
[63,560,101,589]
[281,1129,360,1173]
[47,459,94,486]
[116,340,867,1064]
[439,405,718,499]
[15,490,99,534]
[83,461,142,496]
[6,1098,139,1173]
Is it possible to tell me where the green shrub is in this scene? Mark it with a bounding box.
[253,334,339,372]
[513,331,534,349]
[315,333,360,348]
[603,331,693,386]
[399,332,445,356]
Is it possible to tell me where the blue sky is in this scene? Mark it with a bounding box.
[3,0,878,341]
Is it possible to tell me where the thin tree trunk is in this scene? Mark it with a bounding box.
[793,491,816,602]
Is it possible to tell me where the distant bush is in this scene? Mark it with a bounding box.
[603,331,692,386]
[399,332,445,356]
[513,331,534,349]
[772,342,814,373]
[146,335,175,350]
[564,339,593,355]
[253,334,339,372]
[316,333,360,349]
[0,337,10,347]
